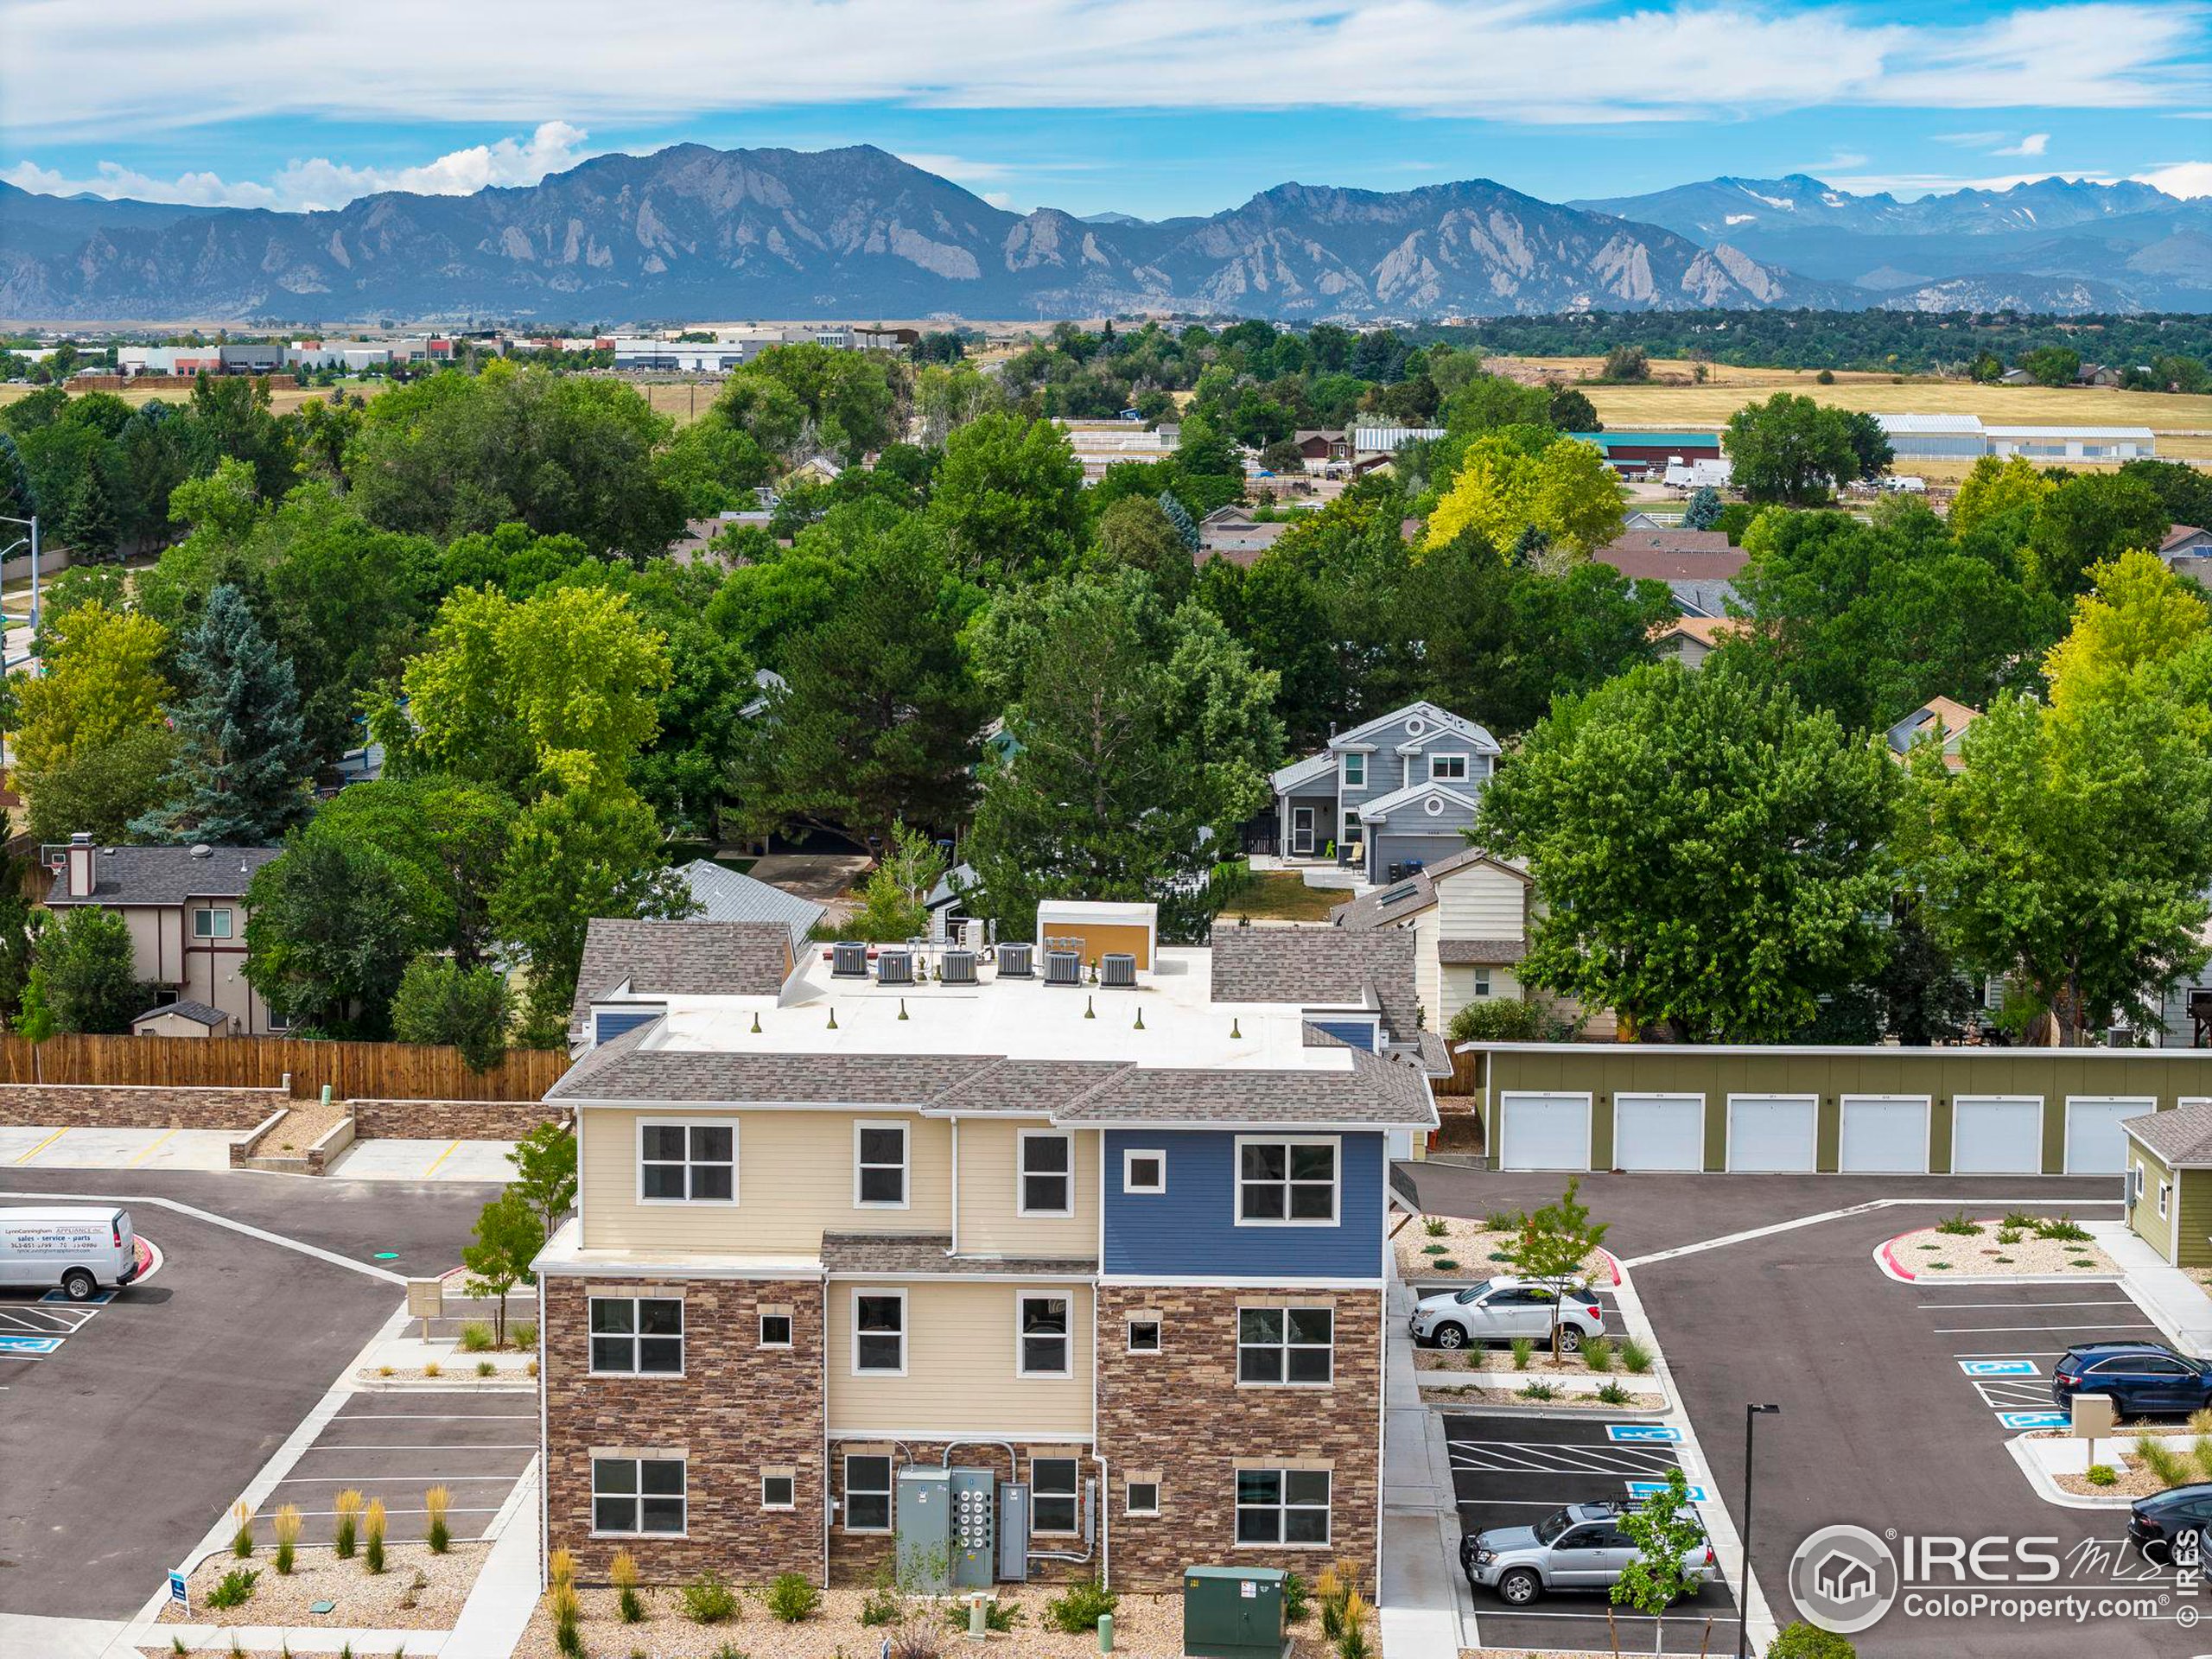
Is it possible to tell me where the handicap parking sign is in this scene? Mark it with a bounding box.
[1607,1424,1683,1443]
[1626,1479,1710,1503]
[1961,1360,2039,1376]
[1998,1411,2070,1431]
[0,1335,61,1355]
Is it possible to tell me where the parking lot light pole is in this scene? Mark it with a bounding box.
[1738,1403,1782,1659]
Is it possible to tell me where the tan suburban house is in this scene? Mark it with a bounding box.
[45,833,283,1035]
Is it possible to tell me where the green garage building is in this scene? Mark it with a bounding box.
[2120,1102,2212,1268]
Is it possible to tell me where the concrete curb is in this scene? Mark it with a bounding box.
[2006,1433,2135,1511]
[1424,1398,1673,1422]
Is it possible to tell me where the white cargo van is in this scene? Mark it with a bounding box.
[0,1205,139,1300]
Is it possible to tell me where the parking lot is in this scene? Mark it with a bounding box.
[1446,1411,1741,1652]
[1910,1281,2166,1438]
[257,1392,537,1546]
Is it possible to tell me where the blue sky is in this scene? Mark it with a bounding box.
[4,0,2210,216]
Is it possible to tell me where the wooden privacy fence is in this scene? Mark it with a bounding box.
[0,1033,570,1102]
[1433,1043,1483,1098]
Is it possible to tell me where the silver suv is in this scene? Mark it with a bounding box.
[1461,1501,1717,1605]
[1409,1277,1605,1352]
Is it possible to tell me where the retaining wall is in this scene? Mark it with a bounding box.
[347,1098,569,1141]
[0,1082,289,1129]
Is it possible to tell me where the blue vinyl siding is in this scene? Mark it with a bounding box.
[1102,1129,1384,1279]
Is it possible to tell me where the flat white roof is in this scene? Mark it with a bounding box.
[1036,899,1157,925]
[1983,425,2156,441]
[1874,414,1984,435]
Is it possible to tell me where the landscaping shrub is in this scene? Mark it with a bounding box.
[1318,1563,1361,1642]
[1582,1336,1617,1372]
[1768,1623,1857,1658]
[1619,1338,1654,1374]
[425,1486,451,1554]
[683,1570,740,1624]
[1043,1577,1117,1633]
[1484,1209,1522,1233]
[1995,1228,2023,1245]
[207,1567,258,1611]
[941,1596,1022,1632]
[363,1498,387,1573]
[766,1572,822,1623]
[891,1618,945,1659]
[458,1322,495,1352]
[423,1359,442,1378]
[2036,1216,2090,1243]
[2193,1436,2212,1483]
[2003,1210,2037,1231]
[552,1580,583,1658]
[549,1548,576,1587]
[2138,1434,2190,1487]
[1421,1243,1448,1256]
[476,1359,495,1377]
[334,1490,362,1559]
[273,1504,302,1575]
[1519,1380,1557,1401]
[612,1548,644,1623]
[1433,1257,1459,1272]
[1597,1381,1633,1405]
[1510,1336,1535,1370]
[1336,1590,1373,1659]
[1423,1217,1447,1237]
[232,1501,254,1558]
[859,1567,905,1626]
[2087,1464,2120,1487]
[511,1321,537,1349]
[1282,1570,1310,1624]
[1936,1211,1982,1236]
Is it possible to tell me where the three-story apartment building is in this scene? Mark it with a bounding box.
[536,905,1438,1592]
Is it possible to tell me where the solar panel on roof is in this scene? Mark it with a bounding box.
[1376,883,1420,907]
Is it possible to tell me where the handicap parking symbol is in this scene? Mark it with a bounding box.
[1606,1424,1684,1443]
[1961,1360,2039,1376]
[0,1335,63,1355]
[1626,1478,1710,1503]
[1998,1411,2071,1430]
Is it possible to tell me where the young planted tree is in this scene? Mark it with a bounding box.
[1608,1465,1709,1656]
[1507,1179,1611,1360]
[506,1120,581,1249]
[462,1188,543,1349]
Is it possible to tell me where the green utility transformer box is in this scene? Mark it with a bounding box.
[1182,1565,1286,1658]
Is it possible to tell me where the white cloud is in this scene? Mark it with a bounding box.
[2136,160,2212,197]
[894,152,1014,185]
[2,121,594,212]
[1827,167,2119,197]
[1993,132,2050,156]
[0,1,2204,142]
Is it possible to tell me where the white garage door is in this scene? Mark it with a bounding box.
[1728,1096,1818,1173]
[1499,1092,1592,1172]
[1952,1096,2044,1174]
[1840,1096,1930,1173]
[2067,1098,2152,1176]
[1613,1095,1705,1172]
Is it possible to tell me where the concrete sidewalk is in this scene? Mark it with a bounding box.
[2089,1218,2212,1353]
[1380,1274,1474,1658]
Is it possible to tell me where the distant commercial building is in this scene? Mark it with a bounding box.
[1569,430,1723,480]
[1876,414,2156,462]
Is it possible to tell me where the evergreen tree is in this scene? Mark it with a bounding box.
[1157,490,1200,553]
[0,432,35,524]
[132,583,314,843]
[60,467,118,562]
[1681,486,1723,531]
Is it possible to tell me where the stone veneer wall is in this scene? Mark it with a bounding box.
[0,1082,287,1129]
[825,1440,1091,1586]
[348,1098,569,1141]
[543,1274,826,1584]
[1095,1283,1383,1589]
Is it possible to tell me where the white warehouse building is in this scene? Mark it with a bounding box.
[1875,413,2156,462]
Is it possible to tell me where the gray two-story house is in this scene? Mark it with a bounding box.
[1262,702,1502,884]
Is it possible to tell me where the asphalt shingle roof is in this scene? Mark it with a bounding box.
[569,918,796,1030]
[926,1058,1135,1115]
[1329,848,1529,932]
[1438,938,1528,966]
[1207,922,1420,1042]
[131,1000,227,1028]
[47,845,278,906]
[819,1232,1098,1275]
[2125,1103,2212,1168]
[549,1045,1002,1105]
[1053,1046,1436,1128]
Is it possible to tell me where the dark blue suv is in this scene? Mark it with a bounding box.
[2053,1343,2212,1417]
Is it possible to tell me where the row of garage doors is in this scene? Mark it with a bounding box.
[1497,1091,2154,1176]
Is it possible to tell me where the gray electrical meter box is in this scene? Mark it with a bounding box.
[950,1467,995,1589]
[996,1481,1031,1582]
[895,1468,952,1592]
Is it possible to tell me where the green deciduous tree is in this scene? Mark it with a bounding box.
[304,778,518,967]
[1090,494,1195,605]
[845,822,949,943]
[1507,1179,1609,1360]
[2026,473,2170,600]
[506,1120,580,1249]
[391,955,512,1071]
[1947,454,2051,541]
[1480,660,1897,1040]
[35,907,143,1033]
[927,411,1086,584]
[461,1188,542,1348]
[1425,434,1624,560]
[1609,1465,1707,1655]
[23,725,178,844]
[10,601,170,777]
[1723,393,1864,505]
[131,584,315,844]
[244,836,435,1036]
[2019,345,2081,387]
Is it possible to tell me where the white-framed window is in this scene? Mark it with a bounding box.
[2161,1181,2173,1220]
[1340,811,1365,847]
[190,906,233,940]
[1342,752,1365,788]
[1471,969,1491,998]
[843,1454,893,1532]
[1238,1306,1334,1385]
[588,1296,683,1375]
[2133,1164,2146,1205]
[1122,1148,1166,1195]
[1236,1136,1339,1225]
[759,1311,793,1348]
[638,1119,736,1204]
[852,1288,907,1376]
[1033,1456,1079,1535]
[1430,753,1469,782]
[1020,1129,1074,1217]
[1127,1477,1161,1516]
[854,1121,909,1209]
[1236,1468,1331,1546]
[1017,1292,1072,1377]
[1127,1316,1162,1354]
[761,1468,797,1510]
[592,1456,686,1536]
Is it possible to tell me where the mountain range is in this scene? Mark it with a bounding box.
[0,144,2206,325]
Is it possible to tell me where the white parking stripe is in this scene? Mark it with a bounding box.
[1918,1300,2137,1310]
[1479,1609,1741,1624]
[270,1472,524,1484]
[1953,1350,2070,1358]
[1932,1323,2158,1334]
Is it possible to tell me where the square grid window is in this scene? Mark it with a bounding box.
[759,1311,793,1348]
[1018,1293,1071,1376]
[1122,1148,1166,1195]
[844,1454,893,1532]
[1238,1306,1334,1385]
[1020,1131,1073,1216]
[1235,1468,1331,1546]
[854,1290,906,1374]
[1430,754,1468,782]
[855,1122,908,1207]
[1033,1457,1079,1535]
[761,1470,797,1510]
[1127,1478,1161,1516]
[593,1457,686,1535]
[640,1122,735,1203]
[588,1297,683,1374]
[1127,1317,1162,1354]
[1237,1139,1338,1224]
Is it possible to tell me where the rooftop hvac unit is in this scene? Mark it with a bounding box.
[1045,950,1082,987]
[876,949,914,986]
[940,949,978,986]
[831,941,869,978]
[1100,952,1136,988]
[996,942,1034,978]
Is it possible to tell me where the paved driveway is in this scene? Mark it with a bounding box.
[0,1125,242,1171]
[257,1392,536,1546]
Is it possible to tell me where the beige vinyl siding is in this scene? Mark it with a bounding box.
[1412,909,1441,1031]
[1440,964,1521,1029]
[956,1118,1099,1255]
[579,1108,952,1253]
[828,1279,1094,1439]
[1435,864,1525,938]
